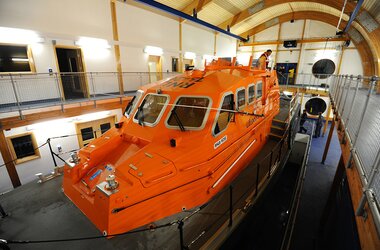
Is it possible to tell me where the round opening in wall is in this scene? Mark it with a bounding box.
[305,97,327,115]
[312,59,335,79]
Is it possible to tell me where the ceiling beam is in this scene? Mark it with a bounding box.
[181,0,213,15]
[241,37,347,47]
[217,0,357,30]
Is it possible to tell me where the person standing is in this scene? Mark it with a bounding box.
[314,112,323,138]
[299,109,308,133]
[257,49,272,70]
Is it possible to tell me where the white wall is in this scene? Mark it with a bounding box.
[0,109,123,193]
[0,0,113,40]
[216,34,237,58]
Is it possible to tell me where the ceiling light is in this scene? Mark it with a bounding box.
[143,46,163,56]
[0,27,44,44]
[184,52,196,60]
[12,58,29,62]
[75,37,111,49]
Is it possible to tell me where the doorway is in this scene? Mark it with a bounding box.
[183,59,194,71]
[276,63,297,85]
[55,47,88,99]
[148,55,162,83]
[172,57,179,72]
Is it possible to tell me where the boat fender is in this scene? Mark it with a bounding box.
[170,139,176,147]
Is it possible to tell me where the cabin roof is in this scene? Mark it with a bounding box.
[142,68,264,97]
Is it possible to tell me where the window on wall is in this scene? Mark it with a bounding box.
[0,44,34,72]
[75,116,116,148]
[7,132,40,164]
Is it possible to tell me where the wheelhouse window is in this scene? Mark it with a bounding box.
[167,96,211,129]
[213,93,234,135]
[134,94,169,126]
[124,90,144,117]
[0,44,34,73]
[248,85,255,103]
[237,88,246,110]
[256,81,263,99]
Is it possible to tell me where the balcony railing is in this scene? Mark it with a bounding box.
[329,74,380,237]
[0,72,179,117]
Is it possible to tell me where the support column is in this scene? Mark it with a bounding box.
[213,31,217,56]
[110,0,124,95]
[179,19,183,73]
[295,20,306,83]
[0,129,21,188]
[322,115,335,164]
[337,47,345,74]
[322,102,332,136]
[274,23,282,65]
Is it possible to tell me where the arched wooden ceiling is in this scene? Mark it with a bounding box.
[156,0,380,75]
[239,11,375,76]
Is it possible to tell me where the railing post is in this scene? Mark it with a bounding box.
[268,151,273,179]
[340,75,353,118]
[333,75,342,111]
[342,75,361,144]
[346,77,375,168]
[255,163,260,197]
[228,185,233,227]
[178,220,185,250]
[336,75,348,114]
[278,140,283,162]
[9,74,23,119]
[90,72,96,107]
[54,72,64,112]
[356,146,380,216]
[47,138,57,167]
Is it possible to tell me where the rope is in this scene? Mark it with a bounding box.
[5,221,177,244]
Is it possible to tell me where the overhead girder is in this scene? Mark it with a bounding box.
[217,0,357,30]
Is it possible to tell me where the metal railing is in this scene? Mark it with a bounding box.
[277,72,336,92]
[0,72,179,117]
[329,74,380,236]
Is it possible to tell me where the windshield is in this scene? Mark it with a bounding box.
[124,90,144,117]
[134,94,169,126]
[167,97,211,129]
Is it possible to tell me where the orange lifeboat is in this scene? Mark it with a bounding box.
[63,57,280,235]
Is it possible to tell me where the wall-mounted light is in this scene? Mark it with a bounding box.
[203,54,216,62]
[0,27,44,44]
[75,37,111,49]
[11,58,29,62]
[143,46,163,56]
[184,52,196,60]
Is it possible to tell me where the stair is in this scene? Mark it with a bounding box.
[269,118,288,141]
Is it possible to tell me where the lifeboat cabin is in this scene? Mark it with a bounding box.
[63,57,280,236]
